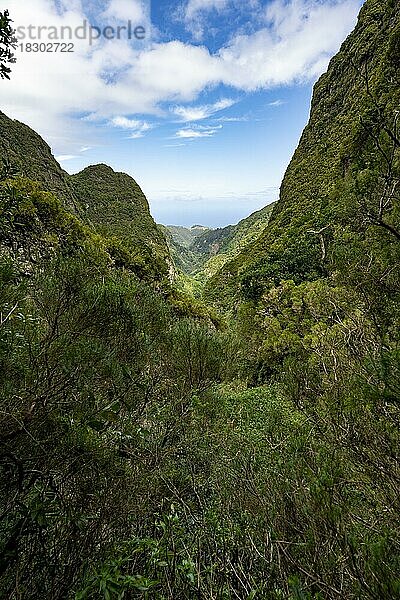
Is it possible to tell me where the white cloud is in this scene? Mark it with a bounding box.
[175,124,222,138]
[268,99,284,107]
[176,129,209,138]
[183,0,230,40]
[2,0,361,154]
[111,116,153,137]
[101,0,147,23]
[56,0,83,13]
[215,115,248,122]
[172,98,236,121]
[185,0,229,20]
[129,130,148,139]
[111,116,148,129]
[218,0,361,90]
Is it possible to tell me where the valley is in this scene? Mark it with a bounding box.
[0,0,399,598]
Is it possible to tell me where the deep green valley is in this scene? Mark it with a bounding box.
[0,0,399,598]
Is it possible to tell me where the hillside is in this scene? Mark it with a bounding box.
[72,165,173,282]
[0,0,399,597]
[194,203,276,280]
[206,0,400,308]
[159,224,201,274]
[0,111,80,213]
[198,2,400,595]
[167,224,210,249]
[165,203,275,279]
[162,224,210,274]
[0,111,173,283]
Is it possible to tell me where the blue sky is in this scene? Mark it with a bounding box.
[2,0,363,227]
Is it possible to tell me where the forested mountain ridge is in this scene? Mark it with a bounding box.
[72,165,174,283]
[159,224,201,274]
[193,203,276,279]
[164,203,276,279]
[0,111,173,283]
[199,0,399,594]
[0,111,80,213]
[206,0,400,307]
[166,224,210,249]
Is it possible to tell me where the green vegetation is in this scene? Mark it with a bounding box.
[166,224,210,249]
[0,113,174,283]
[194,203,276,281]
[0,173,228,599]
[159,224,202,274]
[0,10,17,80]
[0,0,399,598]
[164,204,276,283]
[0,112,81,212]
[72,165,173,284]
[205,0,400,309]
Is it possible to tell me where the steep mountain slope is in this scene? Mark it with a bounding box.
[0,111,173,283]
[0,111,80,213]
[71,165,173,282]
[167,225,210,249]
[194,203,276,279]
[165,203,275,278]
[1,1,399,596]
[190,224,234,257]
[191,4,400,593]
[0,165,225,598]
[159,224,201,274]
[162,224,210,274]
[206,0,400,307]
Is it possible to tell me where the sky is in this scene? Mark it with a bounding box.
[1,0,363,227]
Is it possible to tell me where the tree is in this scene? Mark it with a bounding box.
[349,58,400,240]
[0,10,17,81]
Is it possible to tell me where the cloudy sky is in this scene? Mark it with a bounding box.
[2,0,363,226]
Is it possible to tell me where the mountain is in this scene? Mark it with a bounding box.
[205,0,400,309]
[194,3,399,593]
[164,203,276,279]
[0,111,80,213]
[193,203,276,280]
[72,164,173,282]
[162,224,211,274]
[1,1,399,597]
[0,125,226,598]
[166,224,210,249]
[159,225,201,274]
[0,111,172,283]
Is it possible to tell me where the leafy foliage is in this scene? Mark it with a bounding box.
[0,113,174,281]
[0,1,399,598]
[0,174,228,599]
[165,204,276,283]
[206,0,400,309]
[71,165,173,284]
[0,111,81,212]
[0,10,17,80]
[165,224,210,249]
